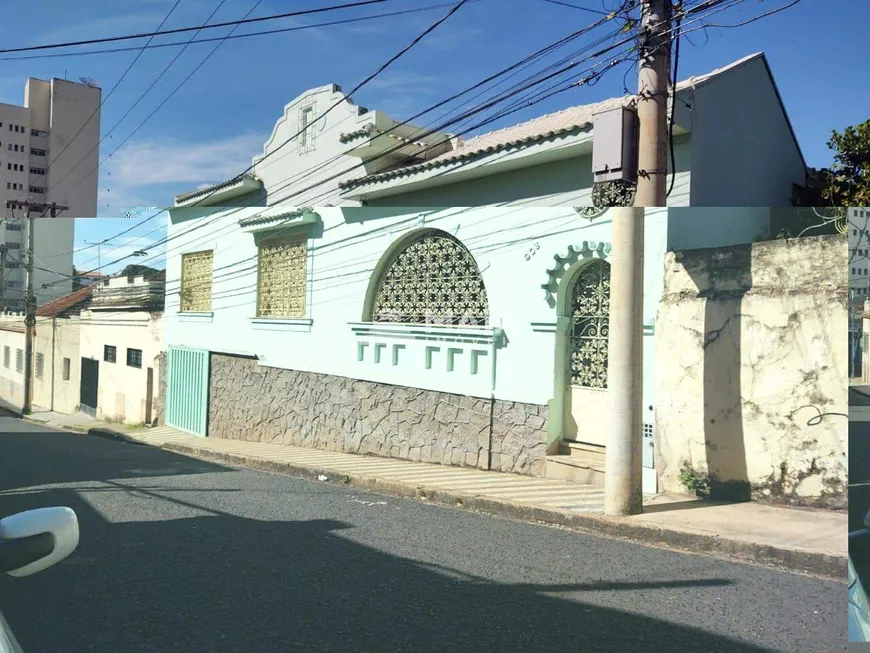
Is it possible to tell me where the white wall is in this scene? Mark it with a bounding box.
[79,310,163,424]
[165,206,674,409]
[0,318,26,408]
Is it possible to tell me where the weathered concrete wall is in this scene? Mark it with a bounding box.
[208,353,548,476]
[654,234,848,508]
[153,351,166,426]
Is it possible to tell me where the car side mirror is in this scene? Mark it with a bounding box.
[0,507,79,577]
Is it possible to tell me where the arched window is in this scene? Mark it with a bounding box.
[568,259,611,388]
[371,230,489,326]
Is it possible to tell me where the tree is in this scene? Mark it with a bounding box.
[820,119,870,207]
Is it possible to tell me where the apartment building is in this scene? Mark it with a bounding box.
[0,77,102,310]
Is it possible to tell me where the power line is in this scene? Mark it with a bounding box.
[85,42,638,282]
[0,1,388,54]
[71,31,641,280]
[542,0,621,16]
[58,0,265,218]
[62,0,476,268]
[42,0,182,178]
[0,2,471,62]
[68,0,737,281]
[49,0,232,197]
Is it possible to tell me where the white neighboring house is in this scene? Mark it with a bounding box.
[78,272,164,424]
[174,52,808,213]
[0,77,102,310]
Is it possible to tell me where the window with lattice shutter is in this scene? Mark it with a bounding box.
[180,250,214,313]
[256,236,307,318]
[370,230,489,326]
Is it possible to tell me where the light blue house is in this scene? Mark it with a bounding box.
[160,51,808,494]
[162,204,781,495]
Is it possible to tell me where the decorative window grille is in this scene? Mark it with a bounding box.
[35,352,44,380]
[180,250,214,313]
[256,236,307,318]
[569,259,611,388]
[3,346,9,369]
[15,348,23,373]
[371,230,489,326]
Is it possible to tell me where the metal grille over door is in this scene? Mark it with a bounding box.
[569,259,611,388]
[165,346,209,436]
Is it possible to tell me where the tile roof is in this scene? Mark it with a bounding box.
[339,124,376,143]
[339,96,626,190]
[175,173,261,205]
[340,53,768,191]
[36,285,94,318]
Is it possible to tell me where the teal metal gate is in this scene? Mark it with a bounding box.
[165,346,209,437]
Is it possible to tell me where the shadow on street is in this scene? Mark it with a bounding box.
[0,428,779,653]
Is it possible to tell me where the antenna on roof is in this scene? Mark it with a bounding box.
[78,77,98,87]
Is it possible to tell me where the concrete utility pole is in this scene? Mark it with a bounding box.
[635,0,671,207]
[7,200,68,415]
[0,244,6,312]
[604,207,646,516]
[605,1,671,516]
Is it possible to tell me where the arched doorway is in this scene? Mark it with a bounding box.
[562,258,611,446]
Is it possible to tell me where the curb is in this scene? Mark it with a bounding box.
[160,442,846,580]
[84,426,146,444]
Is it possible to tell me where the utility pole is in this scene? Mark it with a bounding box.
[6,200,68,415]
[604,206,646,516]
[605,0,672,516]
[0,244,6,312]
[85,240,107,275]
[635,0,671,207]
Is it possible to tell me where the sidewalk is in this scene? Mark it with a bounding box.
[17,409,846,579]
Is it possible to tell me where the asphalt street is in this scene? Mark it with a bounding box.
[0,416,846,652]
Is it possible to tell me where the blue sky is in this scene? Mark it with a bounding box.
[0,0,866,274]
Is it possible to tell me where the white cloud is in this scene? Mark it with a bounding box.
[103,131,267,188]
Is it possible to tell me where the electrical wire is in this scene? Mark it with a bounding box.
[67,0,741,282]
[666,3,681,198]
[0,2,474,62]
[61,0,476,267]
[541,0,617,16]
[49,0,233,196]
[42,0,182,179]
[0,1,388,54]
[64,12,624,279]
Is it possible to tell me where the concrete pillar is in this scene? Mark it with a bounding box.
[604,207,645,516]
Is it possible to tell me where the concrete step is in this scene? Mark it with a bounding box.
[545,456,605,487]
[559,440,606,458]
[545,439,606,486]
